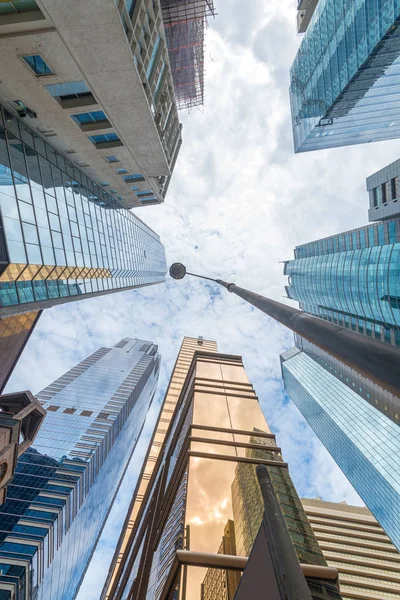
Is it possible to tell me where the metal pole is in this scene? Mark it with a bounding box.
[218,280,400,398]
[256,465,312,600]
[170,263,400,399]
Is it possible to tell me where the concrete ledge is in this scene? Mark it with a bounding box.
[94,139,124,150]
[80,120,112,132]
[59,95,97,109]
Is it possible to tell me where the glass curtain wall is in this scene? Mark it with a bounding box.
[104,339,341,600]
[285,218,400,345]
[0,105,166,315]
[290,0,400,152]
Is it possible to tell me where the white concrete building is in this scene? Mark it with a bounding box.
[0,0,183,208]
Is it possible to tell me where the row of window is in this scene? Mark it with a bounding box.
[20,54,157,204]
[295,219,399,259]
[372,177,399,208]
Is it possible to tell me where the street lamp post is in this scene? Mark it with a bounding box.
[169,263,400,398]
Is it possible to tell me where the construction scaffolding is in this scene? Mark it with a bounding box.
[160,0,216,110]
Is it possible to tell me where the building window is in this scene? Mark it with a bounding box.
[70,111,108,125]
[63,408,76,414]
[47,405,60,412]
[146,34,161,80]
[116,168,127,174]
[391,177,398,200]
[22,55,53,76]
[100,181,110,186]
[123,174,145,182]
[0,0,39,14]
[105,155,119,163]
[88,133,120,145]
[137,190,153,197]
[81,410,93,417]
[45,80,92,101]
[98,412,110,419]
[381,183,387,204]
[131,185,140,191]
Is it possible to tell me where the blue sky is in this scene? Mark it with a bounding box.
[6,0,400,598]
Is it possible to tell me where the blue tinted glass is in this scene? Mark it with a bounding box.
[282,351,400,549]
[146,34,161,80]
[105,155,119,163]
[22,55,53,76]
[290,1,400,152]
[378,225,385,245]
[137,190,153,196]
[89,133,119,144]
[45,81,90,97]
[123,174,144,181]
[389,222,397,244]
[116,168,128,174]
[0,341,160,599]
[71,111,107,125]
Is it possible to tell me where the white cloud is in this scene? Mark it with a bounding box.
[6,0,399,597]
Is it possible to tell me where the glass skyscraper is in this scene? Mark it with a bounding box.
[281,343,400,551]
[0,103,166,317]
[284,216,400,345]
[0,338,160,600]
[290,0,400,152]
[103,337,341,600]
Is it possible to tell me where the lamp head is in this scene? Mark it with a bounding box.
[169,263,187,280]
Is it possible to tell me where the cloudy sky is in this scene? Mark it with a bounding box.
[6,0,400,598]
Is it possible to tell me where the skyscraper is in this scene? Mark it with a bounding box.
[284,170,400,345]
[290,1,400,153]
[0,338,160,600]
[281,341,400,550]
[103,337,341,600]
[0,0,184,208]
[0,104,167,318]
[302,498,400,599]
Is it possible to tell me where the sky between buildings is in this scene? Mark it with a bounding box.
[5,1,400,598]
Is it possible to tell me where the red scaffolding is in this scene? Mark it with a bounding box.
[160,0,216,110]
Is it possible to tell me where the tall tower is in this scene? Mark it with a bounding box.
[290,1,400,152]
[281,341,400,551]
[284,206,400,346]
[0,104,167,320]
[302,498,400,599]
[103,337,341,600]
[0,338,160,600]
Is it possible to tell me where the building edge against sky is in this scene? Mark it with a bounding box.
[0,0,215,209]
[0,103,167,318]
[281,342,400,552]
[284,158,400,346]
[0,0,182,209]
[0,338,160,600]
[290,0,400,153]
[302,498,400,599]
[102,337,341,600]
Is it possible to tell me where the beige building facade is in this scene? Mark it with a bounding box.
[302,498,400,600]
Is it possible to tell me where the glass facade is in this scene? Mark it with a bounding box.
[0,104,166,316]
[290,0,400,153]
[295,334,400,424]
[103,338,341,600]
[281,349,400,551]
[0,338,160,600]
[0,311,41,393]
[285,218,400,345]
